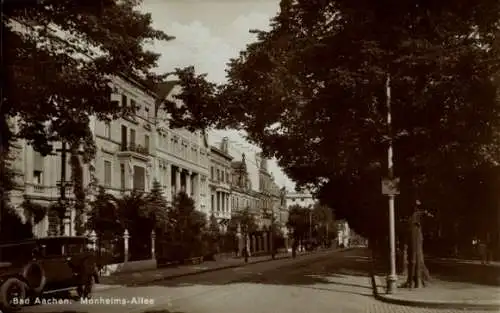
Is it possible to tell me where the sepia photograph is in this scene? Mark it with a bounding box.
[0,0,499,313]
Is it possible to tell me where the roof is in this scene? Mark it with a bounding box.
[155,81,179,115]
[156,81,178,99]
[210,145,233,160]
[231,161,244,169]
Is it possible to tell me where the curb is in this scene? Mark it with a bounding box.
[372,276,500,311]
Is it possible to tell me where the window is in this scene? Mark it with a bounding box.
[301,198,304,202]
[211,167,214,179]
[66,243,83,254]
[104,122,111,139]
[121,94,128,107]
[144,135,150,152]
[145,107,150,119]
[226,172,229,183]
[104,160,112,187]
[221,171,225,182]
[33,151,44,185]
[211,194,215,212]
[43,242,62,257]
[33,170,43,185]
[130,99,136,110]
[217,169,220,181]
[120,163,125,190]
[121,125,128,150]
[133,166,145,191]
[130,129,136,148]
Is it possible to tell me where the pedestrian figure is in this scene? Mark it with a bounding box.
[478,240,487,264]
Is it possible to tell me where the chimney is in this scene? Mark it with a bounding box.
[221,136,229,153]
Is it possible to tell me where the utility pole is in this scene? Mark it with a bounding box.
[385,74,398,294]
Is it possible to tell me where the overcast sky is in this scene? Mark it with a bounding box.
[140,0,296,190]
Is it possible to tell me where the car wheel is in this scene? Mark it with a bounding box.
[77,275,94,300]
[0,277,27,312]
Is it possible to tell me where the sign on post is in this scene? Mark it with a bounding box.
[382,178,400,195]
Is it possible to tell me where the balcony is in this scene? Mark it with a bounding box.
[25,183,59,199]
[212,210,231,220]
[117,144,150,161]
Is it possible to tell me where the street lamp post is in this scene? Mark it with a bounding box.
[385,74,398,294]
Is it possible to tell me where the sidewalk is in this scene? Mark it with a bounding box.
[97,250,314,289]
[373,276,500,311]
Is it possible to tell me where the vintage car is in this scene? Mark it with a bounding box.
[0,236,99,312]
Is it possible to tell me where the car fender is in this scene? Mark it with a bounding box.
[21,262,46,294]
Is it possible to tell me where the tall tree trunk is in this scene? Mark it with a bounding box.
[69,141,85,235]
[404,210,430,288]
[0,114,14,238]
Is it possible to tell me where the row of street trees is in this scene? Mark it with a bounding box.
[88,181,209,262]
[162,0,500,290]
[286,203,337,249]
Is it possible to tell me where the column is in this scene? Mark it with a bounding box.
[175,167,181,195]
[193,172,199,204]
[216,192,220,211]
[128,162,134,190]
[165,162,171,201]
[221,192,225,211]
[186,171,192,196]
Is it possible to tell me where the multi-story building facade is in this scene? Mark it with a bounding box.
[9,76,211,237]
[256,154,282,229]
[230,154,261,215]
[209,137,233,229]
[155,82,210,215]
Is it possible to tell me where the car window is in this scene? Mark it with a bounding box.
[66,243,83,255]
[43,242,63,257]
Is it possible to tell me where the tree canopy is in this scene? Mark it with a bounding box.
[166,0,500,238]
[1,0,172,233]
[3,0,171,156]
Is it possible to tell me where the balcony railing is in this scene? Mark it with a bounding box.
[119,144,149,155]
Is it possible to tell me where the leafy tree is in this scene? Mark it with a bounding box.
[143,180,172,232]
[0,206,34,242]
[169,192,207,258]
[87,186,121,240]
[312,202,336,245]
[286,205,310,242]
[204,214,222,256]
[231,207,258,262]
[1,0,173,234]
[21,199,48,226]
[165,0,500,287]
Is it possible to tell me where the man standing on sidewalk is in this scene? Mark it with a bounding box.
[478,239,487,264]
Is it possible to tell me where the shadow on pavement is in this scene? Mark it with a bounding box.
[143,248,383,298]
[143,311,184,313]
[425,259,500,287]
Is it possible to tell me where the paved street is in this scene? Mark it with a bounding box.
[18,248,496,313]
